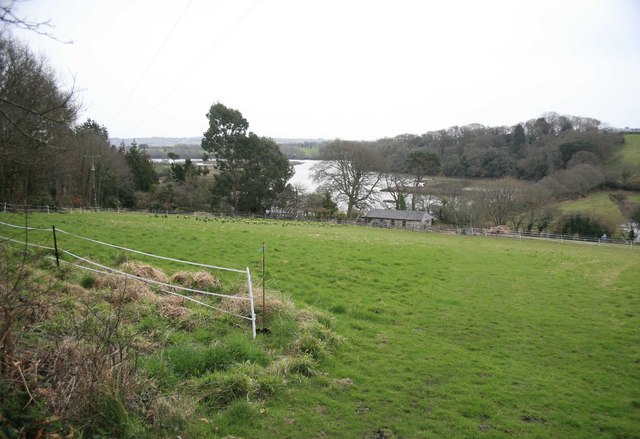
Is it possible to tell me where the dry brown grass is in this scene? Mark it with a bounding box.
[218,287,295,322]
[158,293,191,320]
[34,329,140,429]
[60,282,88,298]
[169,270,222,290]
[1,255,202,435]
[95,274,193,321]
[19,297,56,324]
[95,274,156,304]
[169,270,191,286]
[295,308,319,324]
[120,261,169,283]
[145,394,195,434]
[1,248,343,437]
[193,271,221,290]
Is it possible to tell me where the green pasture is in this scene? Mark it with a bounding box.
[2,212,639,438]
[557,191,628,223]
[616,134,640,165]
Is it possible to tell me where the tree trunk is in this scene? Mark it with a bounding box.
[1,307,14,376]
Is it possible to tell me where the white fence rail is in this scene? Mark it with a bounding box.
[436,227,637,248]
[0,220,257,338]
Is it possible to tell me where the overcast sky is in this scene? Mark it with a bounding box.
[10,0,640,140]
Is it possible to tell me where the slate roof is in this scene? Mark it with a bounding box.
[364,209,432,222]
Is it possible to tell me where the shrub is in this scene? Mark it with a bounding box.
[80,272,96,289]
[0,383,60,438]
[555,212,616,238]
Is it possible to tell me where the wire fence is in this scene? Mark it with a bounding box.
[0,219,257,338]
[427,226,637,248]
[2,202,637,249]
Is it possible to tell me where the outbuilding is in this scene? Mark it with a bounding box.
[363,209,434,229]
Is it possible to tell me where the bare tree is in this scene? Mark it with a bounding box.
[380,172,412,210]
[512,183,554,232]
[476,178,527,227]
[1,0,70,42]
[0,0,78,204]
[0,36,79,204]
[405,150,440,209]
[434,180,468,225]
[312,140,383,216]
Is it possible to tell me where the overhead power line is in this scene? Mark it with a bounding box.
[131,0,262,132]
[115,0,195,119]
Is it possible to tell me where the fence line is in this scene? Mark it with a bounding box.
[62,249,250,302]
[0,203,640,249]
[0,234,55,251]
[58,256,251,321]
[0,220,52,232]
[0,219,55,250]
[2,205,637,249]
[463,228,636,247]
[2,202,53,214]
[0,219,257,337]
[55,228,246,274]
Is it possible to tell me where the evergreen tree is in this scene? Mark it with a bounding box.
[202,103,292,213]
[125,142,158,191]
[397,193,407,210]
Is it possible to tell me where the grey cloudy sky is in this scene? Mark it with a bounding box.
[11,0,640,140]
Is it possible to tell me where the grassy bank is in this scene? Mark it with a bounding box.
[618,134,640,165]
[557,191,627,224]
[2,212,639,438]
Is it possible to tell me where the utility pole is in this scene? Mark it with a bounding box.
[84,154,101,209]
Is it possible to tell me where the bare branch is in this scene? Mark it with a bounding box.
[0,1,72,43]
[0,105,50,144]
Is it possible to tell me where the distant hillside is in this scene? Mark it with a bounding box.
[111,137,327,160]
[110,137,202,147]
[110,137,327,147]
[558,191,632,224]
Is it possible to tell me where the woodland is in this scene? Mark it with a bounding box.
[1,28,639,235]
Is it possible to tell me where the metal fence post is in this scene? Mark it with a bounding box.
[262,241,266,332]
[52,226,60,268]
[246,267,257,339]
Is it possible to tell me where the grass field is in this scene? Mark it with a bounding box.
[2,212,639,438]
[616,134,640,165]
[558,190,640,228]
[557,191,627,224]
